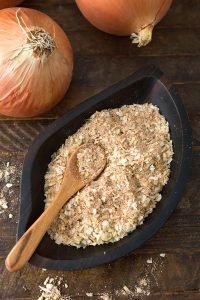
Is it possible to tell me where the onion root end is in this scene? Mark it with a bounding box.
[130,24,153,47]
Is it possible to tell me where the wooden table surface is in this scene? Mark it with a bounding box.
[0,0,200,299]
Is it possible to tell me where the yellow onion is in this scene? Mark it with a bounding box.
[0,1,24,9]
[0,8,73,117]
[75,0,172,47]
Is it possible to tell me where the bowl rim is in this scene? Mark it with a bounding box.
[18,65,192,270]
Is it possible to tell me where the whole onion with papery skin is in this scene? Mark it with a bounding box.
[0,1,24,9]
[0,8,73,117]
[75,0,172,47]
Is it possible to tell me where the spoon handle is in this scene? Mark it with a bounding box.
[5,176,82,272]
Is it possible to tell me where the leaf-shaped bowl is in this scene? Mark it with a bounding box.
[18,66,192,270]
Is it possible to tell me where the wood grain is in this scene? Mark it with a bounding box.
[1,252,200,299]
[0,0,200,299]
[68,30,200,57]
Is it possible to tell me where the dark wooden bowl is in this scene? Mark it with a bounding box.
[18,65,192,270]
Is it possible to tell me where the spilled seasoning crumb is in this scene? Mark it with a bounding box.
[100,294,111,300]
[38,277,70,300]
[114,255,165,297]
[134,277,151,296]
[77,144,106,182]
[0,161,17,217]
[123,285,134,296]
[147,258,153,264]
[45,104,173,248]
[86,292,93,297]
[160,253,166,257]
[38,283,61,300]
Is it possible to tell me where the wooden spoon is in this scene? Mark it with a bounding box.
[5,144,106,272]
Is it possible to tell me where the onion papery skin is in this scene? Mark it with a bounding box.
[0,1,24,9]
[75,0,172,47]
[0,8,73,117]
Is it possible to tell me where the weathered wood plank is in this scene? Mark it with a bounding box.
[0,120,49,152]
[66,29,200,57]
[0,252,200,299]
[72,56,200,86]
